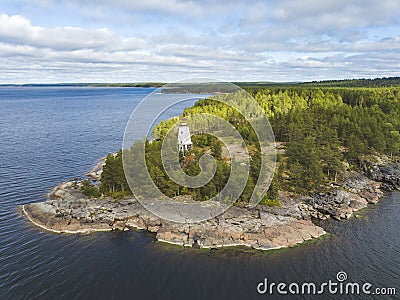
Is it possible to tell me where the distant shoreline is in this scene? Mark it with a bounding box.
[2,76,400,88]
[0,83,163,88]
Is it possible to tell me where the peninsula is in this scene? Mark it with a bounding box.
[21,79,400,251]
[21,153,399,250]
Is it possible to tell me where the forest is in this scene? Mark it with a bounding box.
[83,79,400,206]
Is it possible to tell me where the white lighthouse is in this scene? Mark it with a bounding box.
[178,118,192,154]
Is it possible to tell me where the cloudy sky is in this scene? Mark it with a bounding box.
[1,0,400,83]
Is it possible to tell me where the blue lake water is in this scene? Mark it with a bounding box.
[0,87,399,299]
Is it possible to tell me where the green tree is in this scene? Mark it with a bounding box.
[210,139,222,158]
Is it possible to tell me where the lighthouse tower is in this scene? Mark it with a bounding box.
[178,118,192,154]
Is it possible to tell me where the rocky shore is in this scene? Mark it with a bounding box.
[21,184,325,250]
[21,157,399,251]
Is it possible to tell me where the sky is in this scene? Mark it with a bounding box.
[0,0,400,83]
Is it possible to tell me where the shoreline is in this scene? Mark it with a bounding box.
[20,191,327,251]
[22,200,321,252]
[21,204,113,235]
[20,157,398,252]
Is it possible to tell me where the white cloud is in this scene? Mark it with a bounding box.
[269,0,400,28]
[1,0,400,83]
[0,14,144,50]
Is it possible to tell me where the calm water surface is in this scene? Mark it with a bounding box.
[0,87,399,299]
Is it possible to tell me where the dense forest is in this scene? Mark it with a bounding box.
[83,79,400,206]
[298,77,400,88]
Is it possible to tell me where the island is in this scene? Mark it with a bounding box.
[21,79,400,251]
